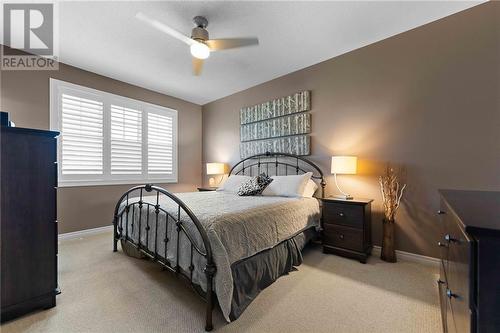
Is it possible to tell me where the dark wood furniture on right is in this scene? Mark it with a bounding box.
[1,119,59,322]
[321,197,373,263]
[437,190,500,333]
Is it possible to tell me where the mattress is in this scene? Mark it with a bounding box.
[119,191,321,321]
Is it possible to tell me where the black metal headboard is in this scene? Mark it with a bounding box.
[229,152,326,198]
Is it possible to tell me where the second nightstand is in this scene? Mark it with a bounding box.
[197,187,217,192]
[321,197,373,263]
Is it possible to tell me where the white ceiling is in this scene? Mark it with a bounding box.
[54,1,483,105]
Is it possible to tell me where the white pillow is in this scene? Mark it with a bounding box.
[302,179,318,197]
[262,172,313,197]
[217,175,252,193]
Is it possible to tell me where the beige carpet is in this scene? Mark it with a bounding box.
[2,231,441,333]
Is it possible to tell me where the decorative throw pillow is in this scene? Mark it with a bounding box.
[255,173,273,191]
[237,173,273,196]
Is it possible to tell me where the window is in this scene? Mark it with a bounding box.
[148,112,174,175]
[50,79,178,186]
[60,93,104,175]
[110,105,142,175]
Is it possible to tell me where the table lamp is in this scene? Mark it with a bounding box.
[331,156,357,200]
[206,163,227,187]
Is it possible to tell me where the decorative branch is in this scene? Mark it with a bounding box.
[396,183,406,208]
[379,164,406,222]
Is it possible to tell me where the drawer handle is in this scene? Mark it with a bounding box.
[444,234,458,243]
[446,289,458,299]
[444,234,459,243]
[437,210,446,215]
[338,212,345,217]
[438,241,448,248]
[437,279,445,285]
[339,234,345,240]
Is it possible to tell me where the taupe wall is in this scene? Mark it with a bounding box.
[1,58,202,233]
[202,3,500,257]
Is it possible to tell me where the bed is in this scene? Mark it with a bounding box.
[112,152,326,331]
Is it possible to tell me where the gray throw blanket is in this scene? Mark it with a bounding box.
[120,191,320,322]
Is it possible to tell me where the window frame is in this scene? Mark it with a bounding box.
[50,78,178,187]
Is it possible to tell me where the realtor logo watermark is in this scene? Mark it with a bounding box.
[2,2,59,70]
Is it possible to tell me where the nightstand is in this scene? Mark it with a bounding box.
[197,187,217,192]
[321,197,373,263]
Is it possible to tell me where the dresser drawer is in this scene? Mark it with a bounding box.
[447,234,471,333]
[440,259,448,285]
[323,224,363,252]
[323,202,364,228]
[439,199,473,333]
[438,201,465,266]
[437,278,448,333]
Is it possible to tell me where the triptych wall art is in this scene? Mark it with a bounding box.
[239,91,311,158]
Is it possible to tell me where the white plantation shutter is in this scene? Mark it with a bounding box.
[51,79,177,186]
[111,105,142,175]
[148,112,174,174]
[60,93,103,175]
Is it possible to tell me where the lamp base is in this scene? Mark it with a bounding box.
[333,194,353,200]
[332,173,353,200]
[208,177,215,187]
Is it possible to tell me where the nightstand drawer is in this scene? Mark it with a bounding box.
[323,202,364,228]
[323,224,363,252]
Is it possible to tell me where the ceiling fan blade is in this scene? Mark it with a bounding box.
[206,38,259,51]
[136,12,195,46]
[192,57,204,76]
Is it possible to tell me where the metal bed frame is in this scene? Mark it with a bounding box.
[112,152,325,331]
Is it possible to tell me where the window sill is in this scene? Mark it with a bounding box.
[57,179,178,188]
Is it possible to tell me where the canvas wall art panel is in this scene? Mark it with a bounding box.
[239,91,311,158]
[240,91,310,125]
[240,135,310,158]
[240,113,311,142]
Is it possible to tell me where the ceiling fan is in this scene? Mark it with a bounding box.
[136,12,259,76]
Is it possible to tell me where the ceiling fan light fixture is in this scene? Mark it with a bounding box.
[136,13,259,75]
[190,42,210,59]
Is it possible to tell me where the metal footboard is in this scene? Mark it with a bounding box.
[112,184,216,331]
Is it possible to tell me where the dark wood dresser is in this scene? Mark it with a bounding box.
[321,198,373,263]
[1,122,59,322]
[438,190,500,333]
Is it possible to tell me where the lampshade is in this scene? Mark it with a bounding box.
[206,163,227,175]
[331,156,357,175]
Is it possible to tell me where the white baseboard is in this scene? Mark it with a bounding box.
[58,225,113,240]
[58,226,440,267]
[372,246,440,267]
